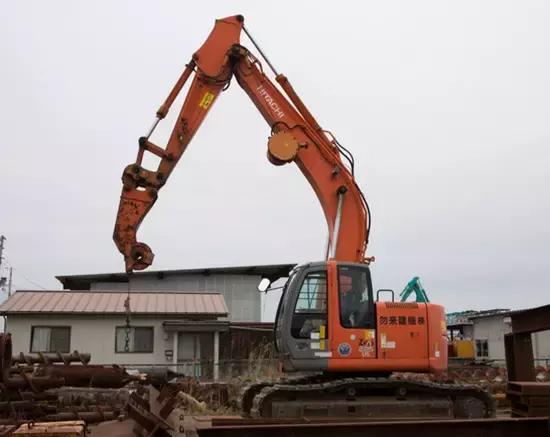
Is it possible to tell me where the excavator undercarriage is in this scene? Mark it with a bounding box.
[240,375,495,419]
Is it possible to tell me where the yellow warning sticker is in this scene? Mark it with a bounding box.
[364,329,375,339]
[199,91,215,109]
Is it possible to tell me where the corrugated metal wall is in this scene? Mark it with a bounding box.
[91,274,261,322]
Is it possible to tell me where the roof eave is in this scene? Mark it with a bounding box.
[0,311,228,317]
[56,263,297,290]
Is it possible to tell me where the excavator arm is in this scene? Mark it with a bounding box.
[113,15,370,272]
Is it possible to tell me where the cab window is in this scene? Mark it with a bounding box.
[291,270,327,338]
[339,266,373,328]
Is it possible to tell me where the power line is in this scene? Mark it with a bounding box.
[0,241,49,292]
[12,269,47,291]
[2,258,47,291]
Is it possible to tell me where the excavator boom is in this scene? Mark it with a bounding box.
[113,15,369,272]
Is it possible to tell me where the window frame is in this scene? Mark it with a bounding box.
[293,270,328,314]
[30,326,71,353]
[337,265,375,329]
[115,326,154,354]
[475,339,489,358]
[290,268,328,339]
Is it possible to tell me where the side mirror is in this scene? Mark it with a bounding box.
[376,289,395,302]
[258,278,272,293]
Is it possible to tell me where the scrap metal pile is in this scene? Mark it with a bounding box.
[123,381,550,437]
[125,381,236,437]
[507,381,550,417]
[395,364,550,400]
[0,333,139,425]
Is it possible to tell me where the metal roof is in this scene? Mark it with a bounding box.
[56,263,296,290]
[0,291,228,316]
[163,320,230,332]
[466,309,511,320]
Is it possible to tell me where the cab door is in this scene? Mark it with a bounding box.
[277,264,330,371]
[329,262,377,360]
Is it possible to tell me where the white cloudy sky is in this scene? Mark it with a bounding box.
[1,1,549,318]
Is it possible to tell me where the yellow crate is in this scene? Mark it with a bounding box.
[453,340,475,358]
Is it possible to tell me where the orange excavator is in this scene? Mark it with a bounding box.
[113,15,493,419]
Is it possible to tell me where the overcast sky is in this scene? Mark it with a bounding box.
[1,1,549,319]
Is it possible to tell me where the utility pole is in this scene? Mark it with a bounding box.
[0,235,5,271]
[8,268,12,297]
[0,236,6,290]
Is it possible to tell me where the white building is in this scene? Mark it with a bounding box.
[0,290,230,379]
[470,311,550,362]
[56,264,294,323]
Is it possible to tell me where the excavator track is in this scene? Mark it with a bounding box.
[240,374,322,417]
[247,377,495,419]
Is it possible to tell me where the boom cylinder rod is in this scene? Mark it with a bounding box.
[144,117,161,140]
[328,187,346,259]
[242,25,279,76]
[156,61,195,119]
[137,61,196,164]
[142,60,196,143]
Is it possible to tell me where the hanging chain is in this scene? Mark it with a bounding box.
[124,272,132,352]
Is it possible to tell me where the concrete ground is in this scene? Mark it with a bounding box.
[88,419,135,437]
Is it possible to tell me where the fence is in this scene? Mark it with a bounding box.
[449,357,550,368]
[117,357,550,384]
[120,359,281,382]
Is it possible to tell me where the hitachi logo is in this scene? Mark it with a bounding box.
[257,85,285,119]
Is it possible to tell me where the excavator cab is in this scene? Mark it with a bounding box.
[269,260,448,376]
[272,260,375,373]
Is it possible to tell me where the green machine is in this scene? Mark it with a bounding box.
[399,276,430,303]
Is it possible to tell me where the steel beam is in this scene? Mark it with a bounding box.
[511,304,550,334]
[197,417,550,437]
[505,332,536,381]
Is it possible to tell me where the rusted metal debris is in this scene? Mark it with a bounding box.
[0,333,140,428]
[0,425,16,437]
[12,420,85,437]
[0,333,139,393]
[41,411,119,423]
[55,387,129,409]
[125,382,231,437]
[12,352,91,366]
[34,364,138,388]
[0,334,64,393]
[126,389,172,437]
[507,381,550,417]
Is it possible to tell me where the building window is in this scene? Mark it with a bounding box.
[30,326,70,353]
[115,327,154,353]
[475,339,489,357]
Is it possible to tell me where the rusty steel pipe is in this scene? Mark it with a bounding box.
[0,401,55,413]
[12,351,91,366]
[42,411,118,423]
[35,364,140,388]
[0,334,64,391]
